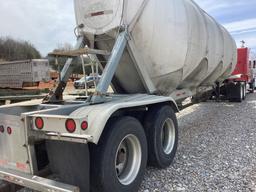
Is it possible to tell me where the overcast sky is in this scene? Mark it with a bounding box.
[0,0,255,58]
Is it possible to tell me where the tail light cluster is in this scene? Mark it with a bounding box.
[65,119,88,133]
[35,117,44,130]
[0,125,12,135]
[0,125,4,133]
[65,119,76,133]
[7,127,12,135]
[34,117,88,133]
[81,121,88,130]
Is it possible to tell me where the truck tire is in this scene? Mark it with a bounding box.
[238,83,243,102]
[249,80,255,93]
[242,83,246,100]
[90,117,147,192]
[144,105,178,168]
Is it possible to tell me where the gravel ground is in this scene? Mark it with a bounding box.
[139,93,256,192]
[1,93,256,192]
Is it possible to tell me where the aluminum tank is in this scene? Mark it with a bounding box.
[74,0,237,95]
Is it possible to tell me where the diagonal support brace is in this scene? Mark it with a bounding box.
[90,31,129,103]
[43,36,86,103]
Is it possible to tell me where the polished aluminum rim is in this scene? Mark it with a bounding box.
[161,118,176,155]
[115,134,142,185]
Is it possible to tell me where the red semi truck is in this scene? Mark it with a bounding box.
[249,59,256,85]
[224,47,255,102]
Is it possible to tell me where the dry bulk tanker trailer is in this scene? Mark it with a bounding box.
[74,0,237,98]
[0,0,238,192]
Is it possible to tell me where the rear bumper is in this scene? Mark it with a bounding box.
[0,167,79,192]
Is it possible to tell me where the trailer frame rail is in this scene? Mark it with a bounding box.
[0,167,79,192]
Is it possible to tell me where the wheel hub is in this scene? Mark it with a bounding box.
[116,143,128,176]
[115,134,142,185]
[161,118,176,155]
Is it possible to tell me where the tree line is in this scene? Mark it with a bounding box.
[0,37,41,61]
[0,37,90,75]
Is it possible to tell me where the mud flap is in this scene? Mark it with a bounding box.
[46,141,89,192]
[226,82,241,100]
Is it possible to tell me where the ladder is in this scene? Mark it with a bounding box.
[43,31,128,104]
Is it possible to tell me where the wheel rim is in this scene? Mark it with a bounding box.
[115,134,142,185]
[161,118,176,155]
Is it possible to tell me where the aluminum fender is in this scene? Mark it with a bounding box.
[70,94,178,144]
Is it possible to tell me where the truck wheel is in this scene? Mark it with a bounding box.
[144,105,178,168]
[237,83,243,102]
[242,83,246,100]
[249,81,255,93]
[90,117,147,192]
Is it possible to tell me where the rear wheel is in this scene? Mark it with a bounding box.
[90,117,147,192]
[249,80,255,93]
[238,83,243,102]
[242,83,246,100]
[144,105,178,168]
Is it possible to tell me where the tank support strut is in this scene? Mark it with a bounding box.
[89,31,129,104]
[44,31,128,104]
[43,36,86,103]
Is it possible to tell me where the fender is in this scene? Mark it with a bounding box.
[70,94,178,144]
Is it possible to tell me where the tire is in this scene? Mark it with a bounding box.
[144,105,178,168]
[237,83,243,102]
[249,80,255,93]
[242,83,246,100]
[90,117,148,192]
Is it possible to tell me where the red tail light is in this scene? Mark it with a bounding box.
[7,127,12,135]
[81,121,88,130]
[35,117,44,130]
[0,126,4,133]
[65,119,76,133]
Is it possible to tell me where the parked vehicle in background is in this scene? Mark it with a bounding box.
[226,47,255,102]
[250,60,256,88]
[205,47,255,102]
[50,70,59,80]
[74,75,101,89]
[0,59,50,88]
